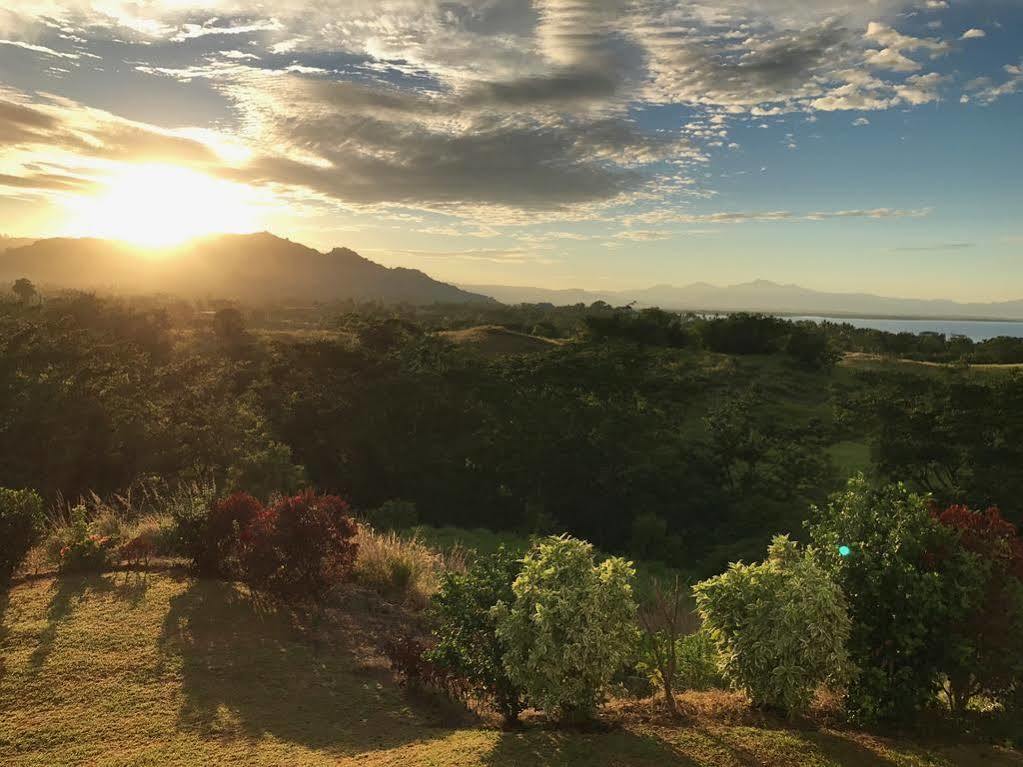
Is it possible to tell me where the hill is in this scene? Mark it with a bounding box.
[0,233,495,305]
[463,280,1023,320]
[3,571,1021,767]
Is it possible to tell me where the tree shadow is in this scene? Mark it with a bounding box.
[28,573,118,670]
[158,580,453,757]
[482,727,700,767]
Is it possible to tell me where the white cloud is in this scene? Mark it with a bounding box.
[960,28,986,40]
[853,117,870,126]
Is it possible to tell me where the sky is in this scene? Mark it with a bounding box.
[0,0,1020,300]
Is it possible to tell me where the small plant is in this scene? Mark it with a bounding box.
[637,576,705,714]
[0,487,45,582]
[495,535,638,723]
[57,505,119,573]
[426,547,524,725]
[240,490,358,599]
[165,478,218,566]
[694,535,851,716]
[385,635,469,701]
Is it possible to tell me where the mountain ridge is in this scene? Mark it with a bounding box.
[462,280,1023,321]
[0,233,495,305]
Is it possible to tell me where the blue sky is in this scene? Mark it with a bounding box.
[0,0,1020,299]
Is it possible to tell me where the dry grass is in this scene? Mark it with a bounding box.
[437,325,562,357]
[353,526,466,610]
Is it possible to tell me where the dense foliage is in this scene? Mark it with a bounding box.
[0,487,44,582]
[809,477,951,721]
[495,536,638,722]
[694,535,851,715]
[931,505,1023,712]
[425,548,524,723]
[239,491,359,599]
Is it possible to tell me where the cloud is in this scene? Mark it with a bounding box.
[960,28,986,40]
[964,62,1023,104]
[892,242,974,251]
[852,117,870,126]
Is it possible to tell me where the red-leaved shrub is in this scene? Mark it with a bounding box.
[239,490,358,599]
[931,504,1023,711]
[201,492,264,576]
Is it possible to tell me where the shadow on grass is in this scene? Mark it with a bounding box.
[159,580,452,757]
[27,573,125,670]
[481,727,700,767]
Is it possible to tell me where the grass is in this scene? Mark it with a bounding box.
[3,572,1022,767]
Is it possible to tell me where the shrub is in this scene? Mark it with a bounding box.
[0,487,45,582]
[425,547,524,724]
[240,490,358,599]
[353,528,447,609]
[694,535,851,716]
[932,504,1023,712]
[809,475,950,722]
[57,505,119,573]
[385,635,469,701]
[494,535,638,723]
[202,492,263,576]
[364,499,418,531]
[166,478,218,566]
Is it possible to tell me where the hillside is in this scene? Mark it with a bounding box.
[0,233,494,305]
[464,281,1023,320]
[3,571,1021,767]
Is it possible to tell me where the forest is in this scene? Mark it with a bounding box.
[3,289,1023,574]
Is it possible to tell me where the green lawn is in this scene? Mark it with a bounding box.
[3,573,1021,767]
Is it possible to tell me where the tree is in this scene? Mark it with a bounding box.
[809,475,951,722]
[495,536,638,723]
[212,306,247,344]
[694,535,851,715]
[932,505,1023,712]
[638,576,701,715]
[11,278,36,305]
[425,548,525,725]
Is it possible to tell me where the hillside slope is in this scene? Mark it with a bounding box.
[0,233,495,305]
[2,572,1021,767]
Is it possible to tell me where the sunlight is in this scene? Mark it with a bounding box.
[64,164,261,248]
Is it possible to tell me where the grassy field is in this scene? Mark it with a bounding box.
[3,572,1022,767]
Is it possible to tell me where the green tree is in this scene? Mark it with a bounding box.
[694,535,851,715]
[809,475,950,722]
[495,536,638,723]
[425,548,524,725]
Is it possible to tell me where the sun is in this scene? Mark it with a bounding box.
[64,164,262,248]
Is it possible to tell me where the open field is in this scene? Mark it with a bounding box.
[3,572,1021,767]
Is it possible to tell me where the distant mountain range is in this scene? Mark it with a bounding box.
[0,233,494,305]
[464,280,1023,321]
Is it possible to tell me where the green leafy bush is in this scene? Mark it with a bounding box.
[57,505,119,573]
[365,499,418,531]
[0,487,45,582]
[166,479,219,567]
[809,475,949,722]
[425,547,524,724]
[694,535,851,715]
[495,535,638,722]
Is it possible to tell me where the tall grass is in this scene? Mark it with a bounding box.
[353,526,466,610]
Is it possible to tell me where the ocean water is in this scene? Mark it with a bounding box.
[791,316,1023,342]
